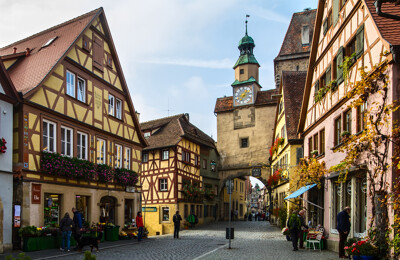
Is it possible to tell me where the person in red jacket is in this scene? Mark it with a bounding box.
[136,211,144,241]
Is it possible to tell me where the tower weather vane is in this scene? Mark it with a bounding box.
[245,14,250,35]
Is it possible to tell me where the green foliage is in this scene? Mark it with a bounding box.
[391,233,400,257]
[18,226,41,237]
[83,251,96,260]
[341,52,356,87]
[278,204,287,229]
[5,253,31,260]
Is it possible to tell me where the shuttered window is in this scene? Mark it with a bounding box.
[336,47,344,85]
[93,35,104,71]
[356,24,364,59]
[333,0,339,26]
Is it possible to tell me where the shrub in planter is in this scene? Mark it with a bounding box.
[114,168,138,186]
[96,164,114,182]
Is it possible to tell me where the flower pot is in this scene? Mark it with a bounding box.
[360,256,374,260]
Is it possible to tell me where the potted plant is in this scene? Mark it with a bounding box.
[311,150,319,156]
[341,131,351,139]
[345,240,378,260]
[281,227,291,241]
[0,137,7,153]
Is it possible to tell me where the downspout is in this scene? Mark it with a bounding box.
[391,45,400,64]
[374,0,400,20]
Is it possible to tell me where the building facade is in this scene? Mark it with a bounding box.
[214,23,278,218]
[0,8,146,242]
[140,114,216,236]
[274,9,316,89]
[0,60,20,252]
[298,0,400,251]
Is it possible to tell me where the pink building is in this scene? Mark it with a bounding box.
[298,0,400,252]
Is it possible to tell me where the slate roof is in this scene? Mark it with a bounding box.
[280,71,307,140]
[233,54,259,69]
[140,114,216,151]
[275,9,316,60]
[365,0,400,46]
[0,8,100,95]
[214,89,278,113]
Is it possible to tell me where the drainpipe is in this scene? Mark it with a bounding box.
[391,45,400,64]
[374,0,400,20]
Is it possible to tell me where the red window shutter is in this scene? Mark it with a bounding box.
[93,35,104,71]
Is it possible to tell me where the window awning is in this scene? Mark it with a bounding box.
[284,183,323,210]
[284,183,317,200]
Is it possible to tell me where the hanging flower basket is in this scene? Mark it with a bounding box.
[0,137,7,153]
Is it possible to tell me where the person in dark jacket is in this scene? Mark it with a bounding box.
[287,212,301,251]
[173,211,182,239]
[60,212,75,252]
[298,210,309,249]
[72,208,83,250]
[337,206,351,258]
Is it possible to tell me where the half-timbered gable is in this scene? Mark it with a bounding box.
[140,114,216,236]
[0,8,147,230]
[298,0,400,249]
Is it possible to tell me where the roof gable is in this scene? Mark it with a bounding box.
[0,58,20,103]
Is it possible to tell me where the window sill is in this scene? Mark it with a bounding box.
[331,142,344,151]
[316,153,325,159]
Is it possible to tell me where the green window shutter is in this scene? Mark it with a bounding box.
[323,18,328,36]
[337,47,344,85]
[326,65,331,84]
[333,0,339,26]
[314,80,320,93]
[356,24,364,59]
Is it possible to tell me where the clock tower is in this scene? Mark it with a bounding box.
[232,17,261,107]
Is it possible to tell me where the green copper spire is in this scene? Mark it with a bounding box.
[234,14,259,69]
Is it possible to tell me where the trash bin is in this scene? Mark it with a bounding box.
[226,227,234,239]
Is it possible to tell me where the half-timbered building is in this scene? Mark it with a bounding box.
[269,71,306,225]
[140,114,216,236]
[298,0,400,252]
[0,8,147,235]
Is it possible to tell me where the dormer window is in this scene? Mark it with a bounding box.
[42,37,58,48]
[301,25,310,46]
[144,132,151,138]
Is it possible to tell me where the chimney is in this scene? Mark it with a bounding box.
[13,47,17,54]
[25,48,30,56]
[135,111,140,122]
[184,113,189,122]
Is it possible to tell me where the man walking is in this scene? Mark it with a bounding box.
[173,211,182,239]
[337,206,351,258]
[287,211,301,251]
[298,210,308,249]
[136,211,144,242]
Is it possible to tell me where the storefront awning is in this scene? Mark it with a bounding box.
[284,184,316,200]
[284,183,323,210]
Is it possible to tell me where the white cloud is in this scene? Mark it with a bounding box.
[138,57,233,69]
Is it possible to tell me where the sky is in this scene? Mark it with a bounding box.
[0,0,317,141]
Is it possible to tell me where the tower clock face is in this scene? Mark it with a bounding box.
[234,85,253,106]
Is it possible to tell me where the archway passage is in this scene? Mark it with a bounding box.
[100,196,116,224]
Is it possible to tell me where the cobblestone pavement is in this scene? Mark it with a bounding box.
[2,221,339,260]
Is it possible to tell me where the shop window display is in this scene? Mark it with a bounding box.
[124,199,134,224]
[44,194,60,226]
[100,196,116,224]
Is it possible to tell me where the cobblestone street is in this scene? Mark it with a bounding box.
[3,221,339,260]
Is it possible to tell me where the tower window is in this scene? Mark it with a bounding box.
[240,69,244,74]
[240,137,249,148]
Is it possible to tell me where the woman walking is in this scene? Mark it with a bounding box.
[60,212,74,252]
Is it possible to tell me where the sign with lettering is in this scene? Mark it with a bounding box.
[31,183,41,204]
[252,167,262,177]
[142,207,157,212]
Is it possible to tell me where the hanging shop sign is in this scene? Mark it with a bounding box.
[32,183,41,204]
[252,167,262,177]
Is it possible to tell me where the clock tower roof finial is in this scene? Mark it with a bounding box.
[234,14,259,69]
[245,14,249,36]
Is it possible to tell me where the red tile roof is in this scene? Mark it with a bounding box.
[0,8,100,95]
[281,71,307,140]
[140,114,215,150]
[365,0,400,46]
[214,89,278,113]
[275,9,317,59]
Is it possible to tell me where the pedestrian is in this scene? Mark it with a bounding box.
[60,212,74,252]
[287,211,301,251]
[173,211,182,239]
[136,211,144,241]
[187,212,196,228]
[298,210,309,249]
[248,212,252,221]
[72,208,83,249]
[261,212,265,221]
[337,206,351,258]
[234,210,238,221]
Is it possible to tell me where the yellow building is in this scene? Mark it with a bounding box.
[222,177,247,220]
[140,114,216,236]
[0,8,147,232]
[269,71,307,225]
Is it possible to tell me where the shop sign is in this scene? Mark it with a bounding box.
[252,167,261,177]
[142,207,157,212]
[31,183,41,204]
[14,205,21,228]
[126,186,135,193]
